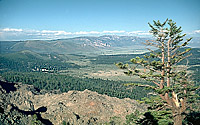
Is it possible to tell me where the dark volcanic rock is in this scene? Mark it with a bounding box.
[0,81,147,125]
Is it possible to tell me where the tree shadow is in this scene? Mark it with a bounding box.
[35,106,47,112]
[138,112,158,125]
[184,111,200,125]
[0,80,16,93]
[11,104,52,125]
[0,106,4,114]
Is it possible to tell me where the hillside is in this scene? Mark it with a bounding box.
[1,35,199,55]
[0,80,147,125]
[0,35,150,54]
[0,50,80,72]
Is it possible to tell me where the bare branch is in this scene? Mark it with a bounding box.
[152,81,160,86]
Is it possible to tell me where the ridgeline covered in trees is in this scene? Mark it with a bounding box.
[1,71,150,100]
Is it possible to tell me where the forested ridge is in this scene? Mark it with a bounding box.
[0,51,80,72]
[1,71,150,100]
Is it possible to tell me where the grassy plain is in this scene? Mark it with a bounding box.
[59,47,148,82]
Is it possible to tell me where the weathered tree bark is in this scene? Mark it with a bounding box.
[173,109,183,125]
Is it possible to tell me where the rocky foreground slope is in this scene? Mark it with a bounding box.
[0,80,146,125]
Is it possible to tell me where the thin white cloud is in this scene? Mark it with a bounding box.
[89,31,100,34]
[74,30,125,35]
[41,30,72,35]
[2,28,23,32]
[0,28,151,41]
[128,31,151,36]
[187,30,200,37]
[194,30,200,34]
[74,31,100,35]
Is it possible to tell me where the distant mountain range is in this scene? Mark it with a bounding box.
[0,35,149,54]
[0,35,199,54]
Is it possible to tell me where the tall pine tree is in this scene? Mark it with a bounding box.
[116,19,199,125]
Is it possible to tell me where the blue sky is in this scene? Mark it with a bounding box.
[0,0,200,40]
